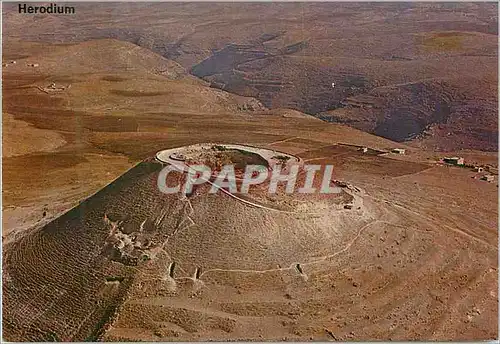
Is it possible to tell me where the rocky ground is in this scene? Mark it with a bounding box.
[2,6,498,342]
[3,2,497,151]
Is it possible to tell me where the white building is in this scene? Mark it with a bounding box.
[391,148,406,155]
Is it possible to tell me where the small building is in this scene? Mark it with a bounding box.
[481,175,495,182]
[444,157,465,166]
[391,148,406,155]
[474,167,484,173]
[359,147,368,153]
[27,63,39,67]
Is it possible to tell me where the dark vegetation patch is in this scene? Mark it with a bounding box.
[4,93,65,109]
[374,109,428,142]
[419,32,475,52]
[191,43,271,78]
[279,41,308,55]
[3,152,88,175]
[258,32,283,43]
[48,76,82,84]
[83,116,138,132]
[89,134,199,160]
[212,145,228,151]
[101,75,128,82]
[7,103,136,133]
[2,74,50,89]
[2,54,30,60]
[110,90,170,97]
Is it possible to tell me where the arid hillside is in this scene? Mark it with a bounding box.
[2,6,498,343]
[3,2,498,150]
[2,37,403,237]
[3,144,498,341]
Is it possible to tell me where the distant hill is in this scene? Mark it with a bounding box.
[2,32,498,342]
[1,154,360,341]
[3,2,497,151]
[2,38,268,127]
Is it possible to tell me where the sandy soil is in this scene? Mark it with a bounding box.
[2,113,66,157]
[103,149,497,342]
[1,36,497,342]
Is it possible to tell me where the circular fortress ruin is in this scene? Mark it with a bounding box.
[155,143,357,214]
[156,143,301,174]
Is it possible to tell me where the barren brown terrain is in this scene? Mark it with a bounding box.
[2,2,498,342]
[3,2,498,151]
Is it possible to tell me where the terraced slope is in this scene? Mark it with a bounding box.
[3,161,163,341]
[1,153,362,341]
[3,142,498,341]
[2,9,498,341]
[3,2,497,150]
